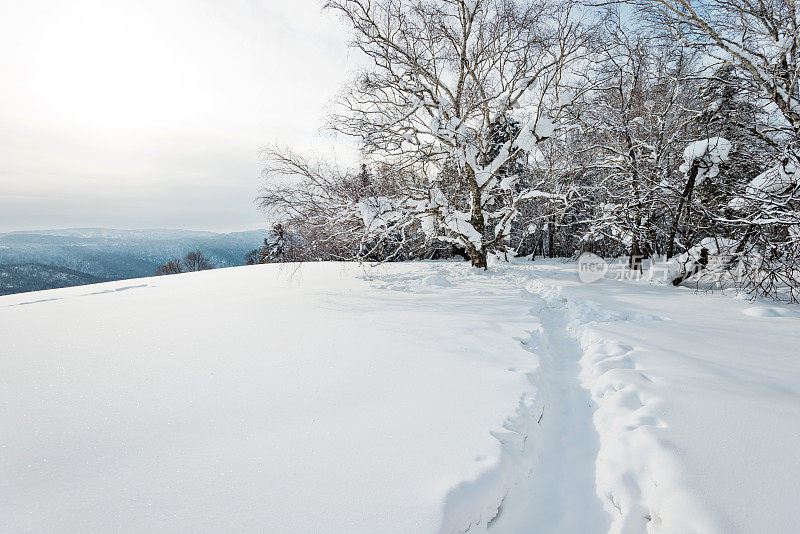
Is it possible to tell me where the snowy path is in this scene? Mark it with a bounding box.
[513,261,800,534]
[489,295,610,533]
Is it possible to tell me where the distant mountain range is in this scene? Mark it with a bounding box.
[0,228,266,295]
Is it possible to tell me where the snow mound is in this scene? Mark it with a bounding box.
[419,274,453,287]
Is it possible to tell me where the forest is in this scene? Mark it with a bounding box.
[256,0,800,301]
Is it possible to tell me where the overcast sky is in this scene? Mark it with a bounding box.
[0,0,361,233]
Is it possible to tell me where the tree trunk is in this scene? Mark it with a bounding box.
[629,240,643,272]
[667,161,699,259]
[466,244,487,268]
[473,251,488,268]
[672,247,709,286]
[626,132,643,272]
[464,164,488,269]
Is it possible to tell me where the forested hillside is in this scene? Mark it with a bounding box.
[0,264,107,295]
[0,229,265,294]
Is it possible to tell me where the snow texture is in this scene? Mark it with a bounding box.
[2,260,799,533]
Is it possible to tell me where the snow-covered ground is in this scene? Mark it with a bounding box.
[1,259,798,533]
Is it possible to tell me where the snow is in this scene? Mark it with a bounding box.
[688,236,736,256]
[419,274,453,287]
[513,117,555,153]
[741,305,800,318]
[729,152,799,210]
[727,196,748,210]
[2,260,799,532]
[0,263,538,532]
[519,261,800,533]
[358,196,398,231]
[679,137,731,184]
[749,155,798,194]
[443,210,483,248]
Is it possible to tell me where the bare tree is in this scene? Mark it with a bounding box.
[575,15,703,267]
[262,150,397,261]
[245,248,264,265]
[155,259,184,275]
[322,0,600,267]
[642,0,799,136]
[182,250,215,272]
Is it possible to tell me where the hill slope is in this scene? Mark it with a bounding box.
[0,263,108,295]
[1,260,798,533]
